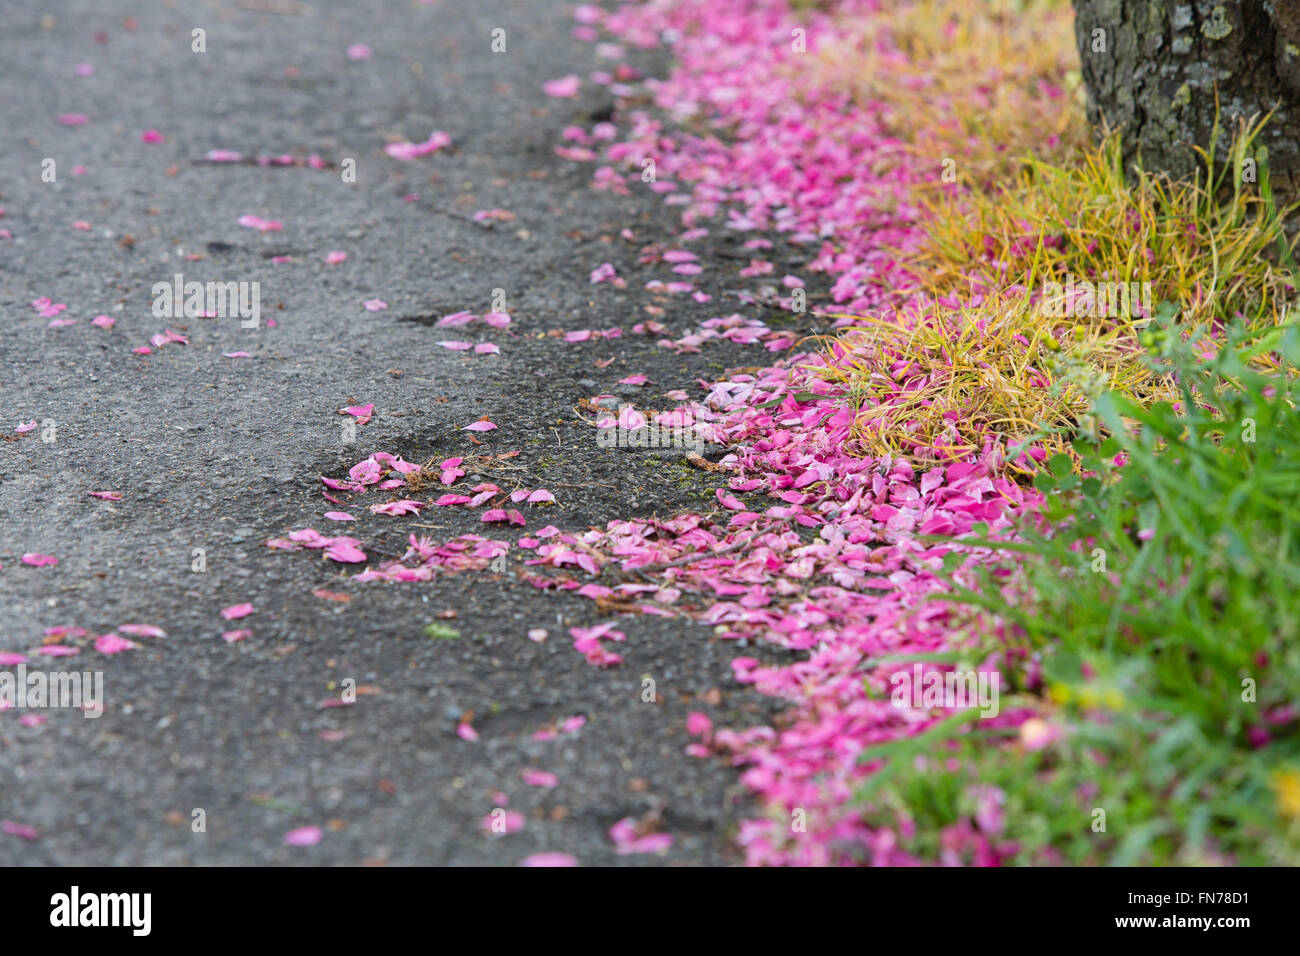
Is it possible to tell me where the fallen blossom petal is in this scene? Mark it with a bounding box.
[94,633,136,655]
[283,826,323,847]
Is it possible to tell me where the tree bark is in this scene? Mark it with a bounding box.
[1072,0,1300,195]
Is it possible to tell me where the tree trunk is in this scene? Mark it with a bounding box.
[1072,0,1300,195]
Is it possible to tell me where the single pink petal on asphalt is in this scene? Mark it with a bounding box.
[15,421,37,434]
[94,633,136,655]
[384,130,451,161]
[34,646,78,657]
[324,511,355,522]
[521,769,558,787]
[21,553,58,567]
[434,494,472,506]
[474,343,500,354]
[140,129,165,143]
[43,626,86,640]
[325,542,367,563]
[527,628,548,642]
[0,653,28,665]
[221,629,252,643]
[363,298,387,311]
[438,340,473,350]
[370,500,422,516]
[543,75,580,98]
[457,722,479,742]
[519,852,577,867]
[118,624,167,639]
[481,810,524,833]
[88,490,123,500]
[224,351,251,358]
[609,817,674,855]
[1,821,38,840]
[464,420,497,432]
[283,826,323,847]
[326,251,347,264]
[618,374,650,385]
[340,403,374,422]
[220,602,255,620]
[346,44,372,60]
[90,315,115,329]
[686,712,713,736]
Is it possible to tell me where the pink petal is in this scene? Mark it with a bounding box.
[519,853,577,867]
[543,75,581,98]
[1,821,39,840]
[118,624,166,639]
[219,602,255,620]
[283,825,323,847]
[521,769,558,787]
[325,542,367,563]
[94,633,136,655]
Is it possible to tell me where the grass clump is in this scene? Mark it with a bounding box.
[852,320,1300,864]
[803,0,1086,185]
[913,121,1296,332]
[821,120,1296,463]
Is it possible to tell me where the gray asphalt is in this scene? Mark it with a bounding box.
[0,0,795,865]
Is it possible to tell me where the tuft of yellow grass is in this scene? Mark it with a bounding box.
[817,294,1158,465]
[798,0,1087,185]
[821,112,1295,463]
[912,121,1297,336]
